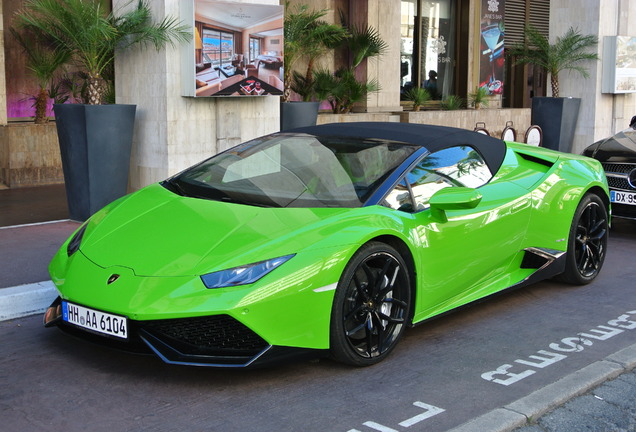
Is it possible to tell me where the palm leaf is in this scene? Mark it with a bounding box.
[348,24,387,68]
[507,25,598,97]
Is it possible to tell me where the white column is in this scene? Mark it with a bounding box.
[551,0,636,153]
[349,0,402,112]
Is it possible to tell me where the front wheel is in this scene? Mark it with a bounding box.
[556,193,608,285]
[330,242,411,366]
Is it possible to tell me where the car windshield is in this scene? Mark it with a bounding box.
[615,127,636,146]
[165,133,419,208]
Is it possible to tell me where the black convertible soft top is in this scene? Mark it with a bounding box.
[290,122,507,176]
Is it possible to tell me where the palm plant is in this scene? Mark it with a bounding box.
[289,70,316,102]
[507,25,599,98]
[14,0,190,105]
[346,23,388,68]
[467,86,489,110]
[403,87,431,111]
[283,3,347,102]
[314,67,379,114]
[10,28,70,123]
[311,18,387,113]
[440,95,464,110]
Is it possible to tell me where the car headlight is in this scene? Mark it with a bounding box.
[67,223,88,257]
[201,254,295,289]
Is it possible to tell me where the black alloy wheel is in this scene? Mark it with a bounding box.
[557,193,608,285]
[330,242,411,366]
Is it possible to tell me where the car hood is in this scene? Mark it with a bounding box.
[80,183,353,277]
[583,127,636,162]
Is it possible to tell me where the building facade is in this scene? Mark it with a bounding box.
[1,0,635,191]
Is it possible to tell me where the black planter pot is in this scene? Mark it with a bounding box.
[531,97,580,153]
[54,104,136,221]
[280,101,320,131]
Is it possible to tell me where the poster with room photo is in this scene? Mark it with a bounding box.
[187,1,284,97]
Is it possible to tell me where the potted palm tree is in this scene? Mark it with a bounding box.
[403,87,430,112]
[468,86,489,110]
[10,28,70,124]
[281,3,347,130]
[14,0,189,221]
[312,22,387,114]
[507,25,599,152]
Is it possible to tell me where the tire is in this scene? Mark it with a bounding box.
[330,242,412,366]
[556,193,609,285]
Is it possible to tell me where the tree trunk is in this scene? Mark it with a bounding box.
[550,75,559,98]
[87,74,105,105]
[282,69,292,102]
[34,87,49,124]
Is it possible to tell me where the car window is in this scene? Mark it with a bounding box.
[383,179,413,212]
[384,146,491,212]
[617,127,636,146]
[169,134,418,208]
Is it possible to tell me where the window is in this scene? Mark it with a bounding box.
[249,37,261,62]
[503,0,550,107]
[384,179,413,212]
[400,0,468,100]
[202,28,234,67]
[384,146,491,212]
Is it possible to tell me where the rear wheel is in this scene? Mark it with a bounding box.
[557,193,608,285]
[330,242,411,366]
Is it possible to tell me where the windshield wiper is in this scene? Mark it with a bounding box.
[163,178,189,196]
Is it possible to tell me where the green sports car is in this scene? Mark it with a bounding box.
[44,122,610,367]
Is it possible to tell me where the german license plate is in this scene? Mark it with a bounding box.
[610,190,636,205]
[62,301,128,339]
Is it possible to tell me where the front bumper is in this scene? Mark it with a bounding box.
[44,297,324,367]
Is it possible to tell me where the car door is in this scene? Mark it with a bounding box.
[385,146,532,319]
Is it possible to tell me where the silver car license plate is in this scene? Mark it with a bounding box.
[62,301,128,339]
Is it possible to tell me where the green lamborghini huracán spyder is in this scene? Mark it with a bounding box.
[45,122,610,367]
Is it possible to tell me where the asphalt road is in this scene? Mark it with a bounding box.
[1,219,635,432]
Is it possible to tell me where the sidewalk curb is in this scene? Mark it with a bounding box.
[448,343,636,432]
[0,281,57,321]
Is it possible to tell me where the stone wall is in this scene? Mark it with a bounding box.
[400,108,532,141]
[317,112,401,125]
[0,123,63,187]
[318,108,532,143]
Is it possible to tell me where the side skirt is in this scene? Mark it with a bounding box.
[409,247,567,328]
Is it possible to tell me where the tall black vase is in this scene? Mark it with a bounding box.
[54,104,136,221]
[280,101,320,131]
[531,97,580,153]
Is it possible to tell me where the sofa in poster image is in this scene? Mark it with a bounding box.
[195,65,222,96]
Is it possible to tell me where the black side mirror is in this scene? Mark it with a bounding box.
[630,116,636,128]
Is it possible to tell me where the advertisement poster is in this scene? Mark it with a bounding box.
[479,0,505,95]
[612,36,636,93]
[193,1,283,97]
